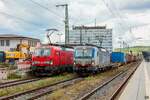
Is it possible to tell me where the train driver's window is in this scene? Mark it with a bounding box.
[97,52,99,56]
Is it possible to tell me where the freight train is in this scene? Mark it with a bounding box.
[73,44,140,73]
[110,52,139,64]
[74,45,112,73]
[30,43,140,75]
[31,44,74,75]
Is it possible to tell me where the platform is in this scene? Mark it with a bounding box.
[119,61,150,100]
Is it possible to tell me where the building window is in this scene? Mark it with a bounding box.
[28,40,31,46]
[0,40,4,46]
[6,40,10,46]
[28,40,37,47]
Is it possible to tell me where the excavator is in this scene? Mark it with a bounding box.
[5,43,31,60]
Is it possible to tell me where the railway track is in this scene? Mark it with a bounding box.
[0,78,41,89]
[109,62,140,100]
[0,77,83,100]
[78,62,140,100]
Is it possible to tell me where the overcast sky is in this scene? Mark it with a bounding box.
[0,0,149,48]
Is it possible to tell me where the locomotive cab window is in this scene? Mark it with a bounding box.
[43,49,50,56]
[34,48,51,56]
[97,51,99,56]
[75,48,94,58]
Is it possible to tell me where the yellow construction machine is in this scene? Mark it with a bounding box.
[5,43,31,60]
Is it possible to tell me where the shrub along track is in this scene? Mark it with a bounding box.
[38,62,140,100]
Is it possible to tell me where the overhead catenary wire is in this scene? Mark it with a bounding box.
[29,0,67,30]
[0,11,63,39]
[1,0,64,27]
[30,0,64,20]
[109,0,137,43]
[110,0,134,36]
[0,11,42,26]
[101,0,128,33]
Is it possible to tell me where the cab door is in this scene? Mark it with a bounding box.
[55,50,60,67]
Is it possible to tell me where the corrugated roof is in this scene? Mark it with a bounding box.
[0,34,40,41]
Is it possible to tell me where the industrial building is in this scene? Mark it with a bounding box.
[69,26,113,52]
[0,34,40,52]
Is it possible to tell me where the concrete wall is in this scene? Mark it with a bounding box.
[0,39,21,51]
[0,38,40,53]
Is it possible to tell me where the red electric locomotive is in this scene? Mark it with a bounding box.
[31,44,74,75]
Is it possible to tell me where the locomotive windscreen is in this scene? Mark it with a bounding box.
[34,48,51,56]
[75,48,95,58]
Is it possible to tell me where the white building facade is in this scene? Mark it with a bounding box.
[69,26,113,52]
[0,34,40,53]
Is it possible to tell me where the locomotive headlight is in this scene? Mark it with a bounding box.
[74,61,76,65]
[91,61,95,65]
[32,62,35,65]
[32,61,38,64]
[49,60,53,65]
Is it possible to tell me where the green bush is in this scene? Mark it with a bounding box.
[8,73,21,79]
[0,63,10,68]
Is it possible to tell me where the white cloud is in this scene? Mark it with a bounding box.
[0,0,149,48]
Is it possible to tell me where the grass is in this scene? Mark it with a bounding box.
[7,73,22,79]
[0,73,75,97]
[0,63,10,68]
[44,66,128,100]
[115,46,150,54]
[0,62,17,70]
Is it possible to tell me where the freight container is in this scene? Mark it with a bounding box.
[111,52,126,63]
[126,54,132,63]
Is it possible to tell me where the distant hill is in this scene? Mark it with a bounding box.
[115,46,150,54]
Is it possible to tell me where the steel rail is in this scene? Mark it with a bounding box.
[0,78,41,89]
[0,77,82,100]
[109,62,141,100]
[78,62,140,100]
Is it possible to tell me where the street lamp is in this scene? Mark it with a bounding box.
[46,28,58,44]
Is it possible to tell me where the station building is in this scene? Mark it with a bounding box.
[69,26,113,52]
[0,34,40,53]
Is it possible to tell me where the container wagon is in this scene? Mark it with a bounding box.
[111,52,126,65]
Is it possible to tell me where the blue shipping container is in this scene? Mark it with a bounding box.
[111,52,126,63]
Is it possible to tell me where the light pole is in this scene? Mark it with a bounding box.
[56,4,69,44]
[46,29,58,44]
[118,37,122,52]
